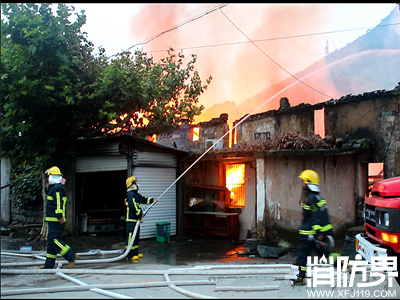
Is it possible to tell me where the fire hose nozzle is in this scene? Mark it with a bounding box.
[308,234,334,251]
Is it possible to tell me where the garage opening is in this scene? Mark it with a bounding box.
[75,170,127,235]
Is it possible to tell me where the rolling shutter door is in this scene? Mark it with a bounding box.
[133,151,177,167]
[133,166,176,239]
[75,156,127,173]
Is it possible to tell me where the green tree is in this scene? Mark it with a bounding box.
[1,3,212,240]
[1,3,212,167]
[1,3,100,166]
[91,49,212,137]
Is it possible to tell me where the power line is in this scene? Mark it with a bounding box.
[107,3,229,59]
[219,6,334,99]
[145,22,400,53]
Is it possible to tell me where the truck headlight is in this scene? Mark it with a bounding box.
[383,212,389,227]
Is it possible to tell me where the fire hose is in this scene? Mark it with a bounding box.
[1,202,158,268]
[66,201,157,265]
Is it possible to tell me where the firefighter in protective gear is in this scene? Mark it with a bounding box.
[293,170,334,286]
[124,175,158,261]
[41,166,77,269]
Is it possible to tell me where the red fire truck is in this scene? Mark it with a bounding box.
[355,176,400,285]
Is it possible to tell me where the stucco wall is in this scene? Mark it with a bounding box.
[261,153,359,240]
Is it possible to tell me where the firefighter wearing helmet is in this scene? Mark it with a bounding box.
[292,170,334,286]
[124,175,158,261]
[41,166,77,269]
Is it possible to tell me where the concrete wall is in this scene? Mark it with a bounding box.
[1,158,11,225]
[259,153,359,240]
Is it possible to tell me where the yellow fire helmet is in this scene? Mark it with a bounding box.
[126,175,136,188]
[299,170,320,192]
[45,166,63,176]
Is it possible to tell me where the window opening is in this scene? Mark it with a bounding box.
[226,163,245,208]
[314,108,325,138]
[193,127,200,142]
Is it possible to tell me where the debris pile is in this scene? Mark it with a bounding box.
[273,133,331,150]
[222,133,332,152]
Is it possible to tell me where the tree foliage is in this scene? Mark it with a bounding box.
[91,49,212,137]
[1,3,212,167]
[9,162,44,209]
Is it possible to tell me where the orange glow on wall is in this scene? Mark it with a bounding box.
[226,164,245,208]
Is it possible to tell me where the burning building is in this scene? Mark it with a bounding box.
[157,86,399,243]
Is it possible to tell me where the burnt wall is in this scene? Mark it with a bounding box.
[235,102,314,145]
[157,114,230,152]
[324,94,400,177]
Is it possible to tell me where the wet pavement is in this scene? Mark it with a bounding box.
[1,232,299,266]
[2,232,399,298]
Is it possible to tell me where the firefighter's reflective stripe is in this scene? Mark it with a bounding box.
[312,224,333,232]
[46,253,57,259]
[54,239,71,256]
[302,203,317,212]
[62,197,67,219]
[126,197,152,222]
[46,192,67,222]
[126,207,141,222]
[126,231,139,250]
[300,229,316,235]
[55,191,63,214]
[303,199,327,210]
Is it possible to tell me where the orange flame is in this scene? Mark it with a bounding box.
[226,164,245,207]
[193,127,200,141]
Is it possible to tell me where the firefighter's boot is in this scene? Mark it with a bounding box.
[292,276,306,286]
[68,254,79,269]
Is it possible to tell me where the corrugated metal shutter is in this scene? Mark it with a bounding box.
[76,156,127,173]
[133,167,176,239]
[68,142,121,157]
[133,151,177,167]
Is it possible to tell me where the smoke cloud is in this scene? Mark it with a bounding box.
[128,4,399,130]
